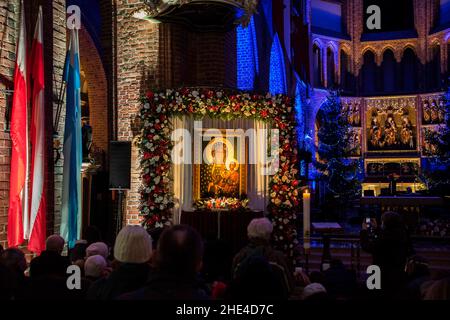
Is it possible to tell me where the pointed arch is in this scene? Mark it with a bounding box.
[326,46,336,88]
[362,50,377,94]
[312,43,323,88]
[340,48,351,91]
[269,33,287,94]
[401,47,418,92]
[381,49,396,93]
[237,15,258,90]
[430,42,441,89]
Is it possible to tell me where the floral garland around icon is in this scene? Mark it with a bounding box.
[138,88,301,257]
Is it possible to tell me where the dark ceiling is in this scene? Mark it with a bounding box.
[155,2,238,32]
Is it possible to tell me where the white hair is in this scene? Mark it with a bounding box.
[247,218,273,241]
[84,255,107,278]
[114,225,153,264]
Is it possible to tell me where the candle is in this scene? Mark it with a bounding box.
[303,190,311,251]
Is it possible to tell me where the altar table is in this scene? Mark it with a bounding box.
[181,210,263,254]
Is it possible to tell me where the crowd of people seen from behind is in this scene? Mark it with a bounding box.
[1,213,449,300]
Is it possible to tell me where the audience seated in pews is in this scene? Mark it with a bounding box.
[1,215,449,301]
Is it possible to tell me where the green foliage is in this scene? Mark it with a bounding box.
[422,83,450,193]
[315,91,362,205]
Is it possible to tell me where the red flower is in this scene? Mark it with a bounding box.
[143,152,151,160]
[146,91,154,100]
[154,123,161,130]
[181,88,190,96]
[261,110,268,118]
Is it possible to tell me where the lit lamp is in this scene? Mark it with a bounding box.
[131,8,161,24]
[303,189,311,253]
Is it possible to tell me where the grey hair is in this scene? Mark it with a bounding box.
[247,218,273,241]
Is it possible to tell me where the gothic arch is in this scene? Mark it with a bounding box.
[381,49,396,93]
[269,33,287,94]
[361,46,380,65]
[401,47,418,92]
[78,26,109,161]
[361,49,377,94]
[326,45,336,88]
[312,43,323,88]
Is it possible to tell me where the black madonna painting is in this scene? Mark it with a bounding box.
[194,134,246,200]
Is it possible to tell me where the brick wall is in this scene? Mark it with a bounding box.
[115,0,161,225]
[115,1,239,224]
[79,27,108,161]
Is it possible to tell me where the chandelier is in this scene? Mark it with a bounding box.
[133,0,259,27]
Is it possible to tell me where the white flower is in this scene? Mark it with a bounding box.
[144,103,150,109]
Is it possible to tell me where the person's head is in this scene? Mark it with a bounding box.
[155,225,203,278]
[114,225,152,264]
[406,256,430,278]
[0,248,27,274]
[46,235,65,254]
[86,242,109,259]
[247,218,273,243]
[302,283,328,300]
[69,241,88,263]
[84,255,107,279]
[423,277,450,300]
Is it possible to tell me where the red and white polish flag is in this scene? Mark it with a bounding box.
[7,0,28,248]
[28,6,46,253]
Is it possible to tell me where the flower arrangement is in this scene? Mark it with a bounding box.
[139,87,301,258]
[194,197,250,211]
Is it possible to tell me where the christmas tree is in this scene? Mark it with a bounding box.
[315,91,361,209]
[422,80,450,194]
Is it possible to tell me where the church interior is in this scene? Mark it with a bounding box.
[0,0,449,302]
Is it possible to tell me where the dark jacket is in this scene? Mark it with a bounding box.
[231,240,295,299]
[119,271,209,300]
[87,263,150,300]
[29,250,70,279]
[360,227,413,296]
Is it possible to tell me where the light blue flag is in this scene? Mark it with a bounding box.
[60,29,82,248]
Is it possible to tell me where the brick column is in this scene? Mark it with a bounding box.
[49,0,67,236]
[116,0,161,225]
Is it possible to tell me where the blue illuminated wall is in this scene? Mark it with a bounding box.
[269,33,287,95]
[440,0,450,25]
[236,16,259,90]
[311,0,343,33]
